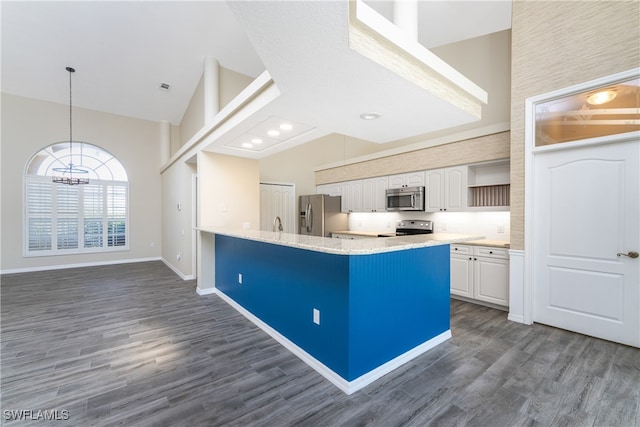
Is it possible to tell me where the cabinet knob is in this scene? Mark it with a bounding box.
[489,251,493,254]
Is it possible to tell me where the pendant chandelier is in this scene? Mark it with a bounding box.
[52,66,89,185]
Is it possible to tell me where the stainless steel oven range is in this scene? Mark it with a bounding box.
[393,219,433,236]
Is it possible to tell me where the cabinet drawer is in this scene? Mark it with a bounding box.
[450,244,472,254]
[474,246,508,259]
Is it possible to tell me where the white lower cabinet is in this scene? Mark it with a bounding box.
[450,244,509,307]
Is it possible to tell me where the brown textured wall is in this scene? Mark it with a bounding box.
[315,131,510,184]
[510,0,640,250]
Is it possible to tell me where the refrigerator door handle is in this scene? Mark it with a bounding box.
[307,203,313,233]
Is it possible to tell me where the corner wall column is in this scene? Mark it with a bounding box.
[160,120,171,165]
[393,0,418,41]
[203,57,220,125]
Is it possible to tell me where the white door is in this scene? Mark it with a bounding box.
[533,137,640,347]
[260,183,295,233]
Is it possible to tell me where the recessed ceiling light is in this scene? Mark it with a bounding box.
[251,138,263,144]
[587,90,617,105]
[241,142,253,149]
[360,112,381,120]
[160,83,170,91]
[267,129,280,137]
[279,123,293,131]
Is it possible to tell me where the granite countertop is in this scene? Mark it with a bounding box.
[332,230,510,249]
[463,239,510,249]
[199,227,484,256]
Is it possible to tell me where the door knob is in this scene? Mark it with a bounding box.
[617,251,639,258]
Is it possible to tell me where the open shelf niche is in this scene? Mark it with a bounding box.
[467,160,510,208]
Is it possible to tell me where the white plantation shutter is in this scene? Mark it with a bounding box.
[26,178,53,251]
[56,185,79,250]
[107,185,127,247]
[83,184,104,248]
[25,176,128,256]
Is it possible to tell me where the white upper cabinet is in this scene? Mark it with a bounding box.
[341,180,363,213]
[388,171,425,189]
[425,166,467,212]
[362,176,388,212]
[316,183,342,196]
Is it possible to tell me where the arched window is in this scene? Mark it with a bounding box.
[24,142,129,256]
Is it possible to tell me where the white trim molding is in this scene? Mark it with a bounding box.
[0,257,161,275]
[523,68,640,328]
[214,288,451,395]
[507,249,527,324]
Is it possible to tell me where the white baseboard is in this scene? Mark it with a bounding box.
[214,288,451,395]
[196,287,216,295]
[0,257,161,275]
[160,258,195,281]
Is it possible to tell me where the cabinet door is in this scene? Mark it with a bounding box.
[387,174,406,189]
[404,171,425,187]
[341,180,363,213]
[450,254,473,298]
[388,171,425,189]
[362,177,388,212]
[425,169,444,212]
[445,166,467,210]
[317,183,341,196]
[473,256,509,306]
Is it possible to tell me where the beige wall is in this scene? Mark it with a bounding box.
[161,159,197,278]
[260,133,382,197]
[198,152,260,229]
[178,66,255,148]
[1,93,162,272]
[510,0,640,250]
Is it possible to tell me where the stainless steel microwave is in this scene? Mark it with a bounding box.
[385,186,425,211]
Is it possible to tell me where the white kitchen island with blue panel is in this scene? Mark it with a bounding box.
[197,227,482,394]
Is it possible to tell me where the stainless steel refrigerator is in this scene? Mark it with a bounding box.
[299,194,348,237]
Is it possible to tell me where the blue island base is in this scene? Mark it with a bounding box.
[214,234,451,394]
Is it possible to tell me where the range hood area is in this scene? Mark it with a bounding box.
[199,0,489,159]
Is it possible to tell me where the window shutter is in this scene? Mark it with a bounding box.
[107,185,127,247]
[56,185,79,250]
[83,184,104,248]
[26,178,52,251]
[24,143,129,256]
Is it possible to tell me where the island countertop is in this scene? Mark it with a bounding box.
[198,226,484,255]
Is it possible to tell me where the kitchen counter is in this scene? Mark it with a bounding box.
[332,230,509,249]
[463,239,510,248]
[197,227,479,394]
[198,226,484,255]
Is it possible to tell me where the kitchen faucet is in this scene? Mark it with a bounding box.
[272,215,283,232]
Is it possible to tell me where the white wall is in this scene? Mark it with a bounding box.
[1,94,162,272]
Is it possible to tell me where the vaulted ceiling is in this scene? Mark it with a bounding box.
[1,1,512,158]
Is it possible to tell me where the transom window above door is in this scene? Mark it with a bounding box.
[534,76,639,147]
[24,142,129,256]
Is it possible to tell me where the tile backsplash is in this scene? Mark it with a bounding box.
[348,211,510,241]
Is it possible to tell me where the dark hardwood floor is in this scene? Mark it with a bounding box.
[1,261,638,426]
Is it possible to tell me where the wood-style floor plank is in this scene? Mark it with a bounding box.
[1,261,639,426]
